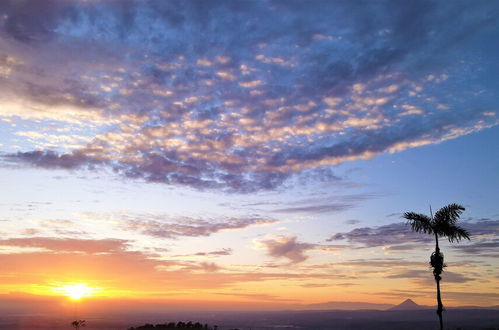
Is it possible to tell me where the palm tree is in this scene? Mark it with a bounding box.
[403,203,470,330]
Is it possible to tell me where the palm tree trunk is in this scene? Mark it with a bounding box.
[436,276,443,330]
[434,234,444,330]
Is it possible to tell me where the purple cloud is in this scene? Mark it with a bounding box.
[122,216,277,240]
[387,269,475,286]
[173,248,233,258]
[6,150,101,170]
[257,236,315,263]
[271,194,377,214]
[328,219,499,254]
[327,222,433,247]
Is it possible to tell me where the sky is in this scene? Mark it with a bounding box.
[0,0,498,312]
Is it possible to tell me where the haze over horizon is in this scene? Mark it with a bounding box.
[0,0,498,316]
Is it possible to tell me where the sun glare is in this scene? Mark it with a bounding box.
[59,283,93,300]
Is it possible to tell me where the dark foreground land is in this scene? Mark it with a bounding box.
[0,309,498,330]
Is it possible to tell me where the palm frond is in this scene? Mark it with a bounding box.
[403,212,434,234]
[443,225,470,243]
[434,203,465,226]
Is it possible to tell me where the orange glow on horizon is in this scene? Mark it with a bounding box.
[53,283,95,300]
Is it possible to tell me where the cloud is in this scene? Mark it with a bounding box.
[449,219,499,256]
[299,283,332,288]
[328,219,499,253]
[173,248,233,258]
[0,246,166,291]
[453,239,499,256]
[382,244,428,251]
[270,193,377,214]
[271,203,353,214]
[336,258,424,268]
[387,269,474,284]
[255,236,315,263]
[120,216,278,239]
[0,237,129,254]
[461,218,499,235]
[0,239,340,292]
[1,1,498,192]
[193,248,233,257]
[6,150,101,170]
[327,222,432,247]
[198,262,220,273]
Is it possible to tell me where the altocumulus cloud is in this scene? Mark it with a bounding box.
[1,1,498,192]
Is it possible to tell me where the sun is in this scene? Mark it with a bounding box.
[60,283,93,300]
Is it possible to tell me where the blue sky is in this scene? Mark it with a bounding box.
[0,0,498,308]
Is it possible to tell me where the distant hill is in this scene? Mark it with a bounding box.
[447,305,499,310]
[304,301,394,310]
[389,299,429,311]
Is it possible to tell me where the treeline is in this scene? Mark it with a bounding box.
[128,321,219,329]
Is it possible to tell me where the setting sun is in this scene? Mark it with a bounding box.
[59,283,93,300]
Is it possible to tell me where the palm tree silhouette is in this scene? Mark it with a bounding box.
[404,203,470,330]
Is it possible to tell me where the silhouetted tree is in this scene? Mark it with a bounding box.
[404,203,470,330]
[128,322,215,330]
[71,320,86,330]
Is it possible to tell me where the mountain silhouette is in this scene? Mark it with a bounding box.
[304,301,394,310]
[389,299,426,311]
